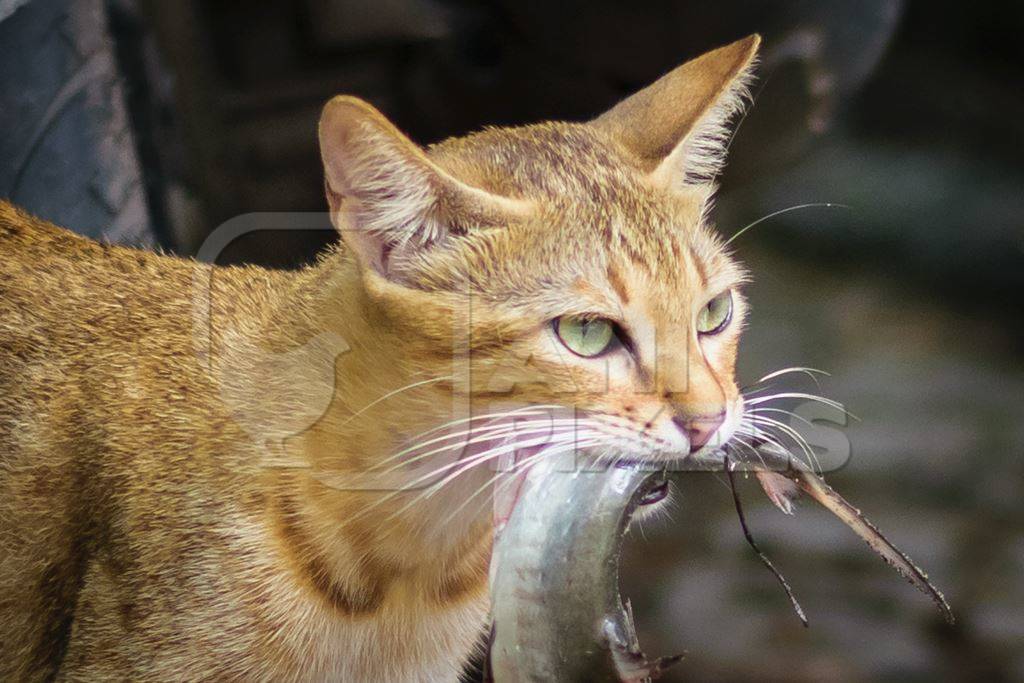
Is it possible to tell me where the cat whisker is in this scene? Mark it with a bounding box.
[729,432,770,469]
[741,366,830,396]
[386,430,593,522]
[745,391,856,420]
[338,375,452,428]
[747,366,829,395]
[439,435,608,527]
[374,423,508,472]
[739,382,777,396]
[742,424,812,474]
[347,424,587,524]
[724,202,851,246]
[744,409,820,468]
[427,423,603,492]
[747,406,815,430]
[755,366,830,384]
[391,404,563,451]
[734,423,791,464]
[376,407,569,470]
[389,421,588,486]
[747,414,821,473]
[448,433,612,527]
[347,410,588,524]
[377,417,583,474]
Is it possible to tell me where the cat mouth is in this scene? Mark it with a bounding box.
[491,443,672,533]
[492,444,546,532]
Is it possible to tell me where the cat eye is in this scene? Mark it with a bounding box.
[555,316,617,358]
[696,290,733,335]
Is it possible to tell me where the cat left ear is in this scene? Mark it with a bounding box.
[592,35,760,189]
[319,96,527,278]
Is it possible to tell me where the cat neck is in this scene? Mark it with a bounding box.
[230,249,494,612]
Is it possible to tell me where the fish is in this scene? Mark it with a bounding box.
[487,443,952,682]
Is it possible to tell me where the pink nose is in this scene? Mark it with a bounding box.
[672,412,725,452]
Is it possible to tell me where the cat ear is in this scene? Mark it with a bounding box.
[318,96,526,277]
[592,35,760,188]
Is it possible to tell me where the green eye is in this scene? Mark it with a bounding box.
[696,290,733,335]
[555,316,616,357]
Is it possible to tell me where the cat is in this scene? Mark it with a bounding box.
[0,35,759,681]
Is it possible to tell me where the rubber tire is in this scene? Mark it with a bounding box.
[0,0,157,246]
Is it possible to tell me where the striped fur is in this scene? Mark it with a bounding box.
[0,36,759,680]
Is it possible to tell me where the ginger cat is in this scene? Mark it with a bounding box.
[0,36,759,681]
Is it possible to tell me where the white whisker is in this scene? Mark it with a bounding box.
[748,406,815,430]
[724,203,850,246]
[338,375,452,428]
[745,392,854,419]
[392,405,563,450]
[376,407,566,469]
[440,435,607,526]
[384,428,594,522]
[395,422,589,489]
[730,433,769,469]
[756,366,830,384]
[735,422,790,459]
[377,418,585,474]
[748,414,820,472]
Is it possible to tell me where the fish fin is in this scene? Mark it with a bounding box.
[755,470,801,515]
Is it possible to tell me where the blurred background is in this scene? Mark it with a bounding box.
[1,0,1021,679]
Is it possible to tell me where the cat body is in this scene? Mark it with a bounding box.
[0,36,760,681]
[0,210,493,680]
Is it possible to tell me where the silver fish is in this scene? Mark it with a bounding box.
[488,444,952,682]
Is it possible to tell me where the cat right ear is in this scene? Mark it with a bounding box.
[592,35,760,189]
[318,96,526,278]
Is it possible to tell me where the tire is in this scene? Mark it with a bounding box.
[0,0,162,247]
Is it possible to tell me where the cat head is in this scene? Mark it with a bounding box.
[318,36,759,461]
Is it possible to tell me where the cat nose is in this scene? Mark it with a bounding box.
[672,411,726,452]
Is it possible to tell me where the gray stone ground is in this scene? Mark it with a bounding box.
[620,245,1024,680]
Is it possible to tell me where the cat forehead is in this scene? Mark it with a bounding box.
[401,122,732,300]
[470,125,714,215]
[431,121,716,247]
[401,198,730,314]
[430,122,648,200]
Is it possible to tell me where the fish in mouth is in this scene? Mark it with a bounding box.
[487,439,953,682]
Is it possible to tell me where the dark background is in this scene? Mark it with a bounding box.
[1,0,1021,679]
